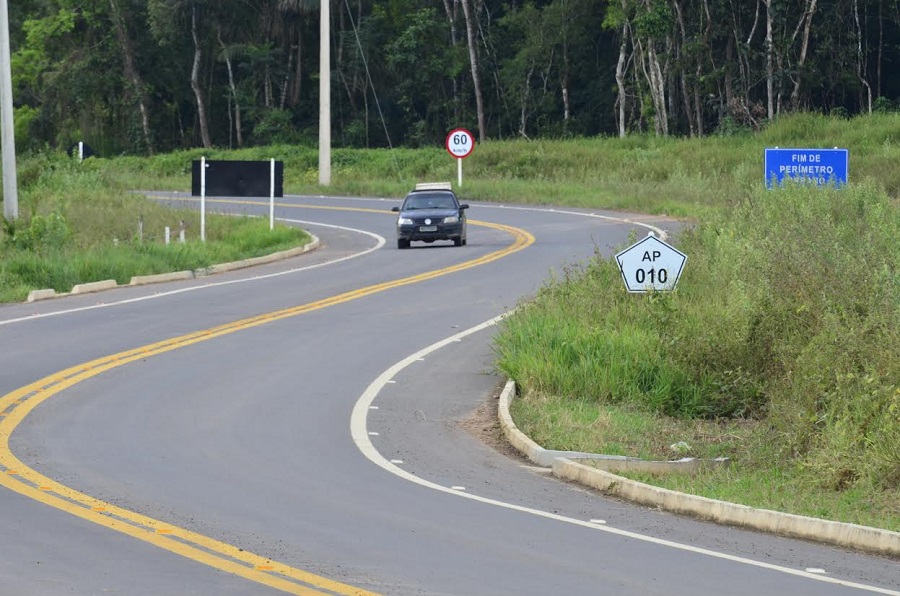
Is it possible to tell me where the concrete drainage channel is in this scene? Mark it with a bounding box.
[25,237,321,303]
[497,379,900,557]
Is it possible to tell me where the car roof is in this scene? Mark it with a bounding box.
[414,182,452,191]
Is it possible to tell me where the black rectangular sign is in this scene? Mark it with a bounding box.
[191,160,284,197]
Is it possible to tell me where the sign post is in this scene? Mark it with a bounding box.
[446,128,475,187]
[764,147,849,188]
[200,156,207,242]
[615,233,687,293]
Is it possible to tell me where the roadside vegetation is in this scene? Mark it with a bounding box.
[0,155,310,303]
[0,112,896,530]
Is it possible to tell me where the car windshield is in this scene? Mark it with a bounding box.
[403,193,457,210]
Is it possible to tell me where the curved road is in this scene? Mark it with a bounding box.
[0,194,896,596]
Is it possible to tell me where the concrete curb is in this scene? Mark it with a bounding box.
[497,379,900,557]
[26,235,321,303]
[26,289,57,302]
[71,280,118,294]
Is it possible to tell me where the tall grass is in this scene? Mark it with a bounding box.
[495,180,899,511]
[70,111,900,219]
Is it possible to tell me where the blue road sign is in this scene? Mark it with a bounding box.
[764,148,848,188]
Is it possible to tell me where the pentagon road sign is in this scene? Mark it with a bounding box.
[615,234,687,293]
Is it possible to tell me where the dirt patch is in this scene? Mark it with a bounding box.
[457,379,525,461]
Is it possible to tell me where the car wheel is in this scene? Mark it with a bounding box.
[453,236,463,247]
[398,239,410,249]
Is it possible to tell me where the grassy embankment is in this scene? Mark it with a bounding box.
[1,113,897,530]
[0,154,311,303]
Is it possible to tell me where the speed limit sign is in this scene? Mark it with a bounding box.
[446,128,475,158]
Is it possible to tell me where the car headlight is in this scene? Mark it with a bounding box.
[398,217,413,225]
[443,215,459,224]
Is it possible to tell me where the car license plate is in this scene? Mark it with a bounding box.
[419,225,437,232]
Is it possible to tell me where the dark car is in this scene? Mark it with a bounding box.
[391,183,469,249]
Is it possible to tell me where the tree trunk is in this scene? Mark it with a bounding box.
[108,0,154,154]
[460,0,486,142]
[442,0,460,117]
[519,63,534,139]
[764,0,774,120]
[290,31,303,106]
[855,0,873,113]
[672,0,695,137]
[615,16,628,138]
[190,5,212,148]
[790,0,817,110]
[646,43,668,136]
[724,33,734,108]
[218,28,242,148]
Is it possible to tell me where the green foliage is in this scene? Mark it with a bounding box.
[3,211,73,253]
[496,180,899,493]
[252,109,300,145]
[632,0,673,39]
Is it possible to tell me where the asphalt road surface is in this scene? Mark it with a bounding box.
[0,194,896,596]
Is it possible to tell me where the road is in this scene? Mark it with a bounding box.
[0,194,896,596]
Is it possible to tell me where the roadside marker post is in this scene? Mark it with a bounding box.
[446,128,475,187]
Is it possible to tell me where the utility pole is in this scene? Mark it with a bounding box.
[0,0,18,220]
[318,0,331,186]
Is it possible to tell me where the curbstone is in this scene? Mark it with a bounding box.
[499,379,900,557]
[27,289,58,302]
[553,458,900,557]
[70,280,119,294]
[130,271,195,286]
[22,235,321,303]
[198,237,320,277]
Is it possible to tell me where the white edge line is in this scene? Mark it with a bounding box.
[0,220,385,327]
[349,315,900,596]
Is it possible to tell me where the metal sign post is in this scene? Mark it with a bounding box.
[269,158,275,231]
[200,156,207,242]
[446,128,475,188]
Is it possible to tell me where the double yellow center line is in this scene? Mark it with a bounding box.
[0,204,534,595]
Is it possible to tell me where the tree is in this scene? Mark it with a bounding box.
[460,0,486,141]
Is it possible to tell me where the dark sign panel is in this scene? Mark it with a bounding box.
[191,160,284,197]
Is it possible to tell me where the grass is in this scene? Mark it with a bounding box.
[495,177,899,530]
[1,154,310,302]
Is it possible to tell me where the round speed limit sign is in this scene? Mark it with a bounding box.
[446,128,475,159]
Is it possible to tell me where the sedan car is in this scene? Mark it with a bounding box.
[391,183,469,249]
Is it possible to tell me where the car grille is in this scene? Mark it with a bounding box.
[411,216,444,225]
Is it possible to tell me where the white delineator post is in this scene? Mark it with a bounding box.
[200,156,207,242]
[458,158,463,187]
[269,158,275,231]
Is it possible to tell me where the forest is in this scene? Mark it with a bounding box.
[10,0,900,155]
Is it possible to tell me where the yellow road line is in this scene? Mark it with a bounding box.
[0,204,534,595]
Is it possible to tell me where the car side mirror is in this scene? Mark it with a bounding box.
[391,206,400,212]
[459,204,469,210]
